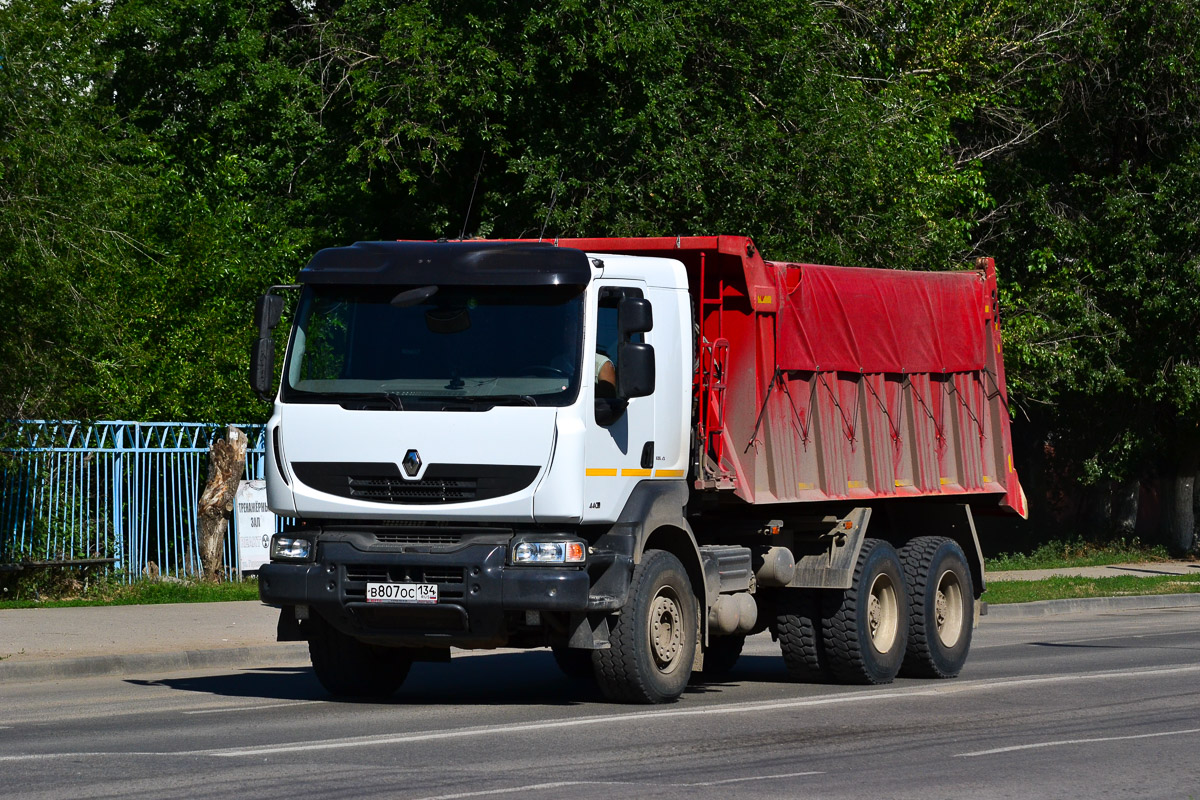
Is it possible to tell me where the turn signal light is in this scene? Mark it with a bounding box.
[511,540,586,565]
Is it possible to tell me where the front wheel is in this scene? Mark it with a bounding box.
[899,536,974,678]
[307,614,412,699]
[595,549,697,703]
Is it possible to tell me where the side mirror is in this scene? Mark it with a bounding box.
[255,294,285,335]
[618,297,653,336]
[617,342,655,398]
[250,293,286,401]
[250,336,275,400]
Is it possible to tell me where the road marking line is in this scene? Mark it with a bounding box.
[203,692,927,756]
[183,701,313,715]
[205,664,1200,758]
[405,772,825,800]
[691,771,824,786]
[5,663,1200,764]
[0,752,162,762]
[956,727,1200,757]
[408,781,638,800]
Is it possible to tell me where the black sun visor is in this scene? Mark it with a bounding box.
[299,241,592,287]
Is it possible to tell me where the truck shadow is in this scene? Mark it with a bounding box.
[124,652,797,706]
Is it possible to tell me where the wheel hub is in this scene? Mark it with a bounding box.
[866,573,899,653]
[649,592,683,669]
[933,569,964,648]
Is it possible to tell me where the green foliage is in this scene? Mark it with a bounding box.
[988,537,1170,571]
[0,571,259,608]
[2,0,1199,532]
[983,573,1200,604]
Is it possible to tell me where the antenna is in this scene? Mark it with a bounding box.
[538,171,564,240]
[459,152,486,240]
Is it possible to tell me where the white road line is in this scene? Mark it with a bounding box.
[405,771,825,800]
[4,663,1200,764]
[691,771,824,786]
[0,752,162,762]
[956,727,1200,757]
[182,701,313,715]
[206,663,1200,758]
[204,691,930,757]
[407,781,639,800]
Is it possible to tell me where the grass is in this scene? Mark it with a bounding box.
[0,576,260,610]
[986,537,1172,571]
[983,573,1200,605]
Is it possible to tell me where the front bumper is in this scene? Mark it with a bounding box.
[259,540,590,648]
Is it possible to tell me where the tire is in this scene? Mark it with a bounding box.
[551,644,596,680]
[307,614,412,699]
[595,549,697,704]
[775,588,828,682]
[698,634,745,678]
[821,539,908,685]
[899,536,974,678]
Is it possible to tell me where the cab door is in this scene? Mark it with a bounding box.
[582,284,656,523]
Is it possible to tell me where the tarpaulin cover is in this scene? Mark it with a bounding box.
[775,264,987,374]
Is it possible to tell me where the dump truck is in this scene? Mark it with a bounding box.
[251,235,1026,703]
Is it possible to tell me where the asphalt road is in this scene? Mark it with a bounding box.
[2,607,1199,800]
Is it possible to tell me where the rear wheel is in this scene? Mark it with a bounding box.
[821,539,908,685]
[307,614,412,699]
[899,536,974,678]
[775,588,828,682]
[595,549,697,703]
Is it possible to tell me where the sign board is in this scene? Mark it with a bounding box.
[234,480,275,575]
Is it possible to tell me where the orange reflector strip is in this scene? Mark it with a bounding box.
[621,468,652,477]
[585,468,617,477]
[654,469,685,478]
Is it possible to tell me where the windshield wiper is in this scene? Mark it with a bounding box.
[488,394,538,407]
[303,391,407,410]
[440,395,538,411]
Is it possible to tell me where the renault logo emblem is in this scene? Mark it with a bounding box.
[401,449,422,478]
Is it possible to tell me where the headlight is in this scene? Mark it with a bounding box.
[271,535,313,561]
[511,540,586,565]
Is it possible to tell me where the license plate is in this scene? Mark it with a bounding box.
[365,582,438,604]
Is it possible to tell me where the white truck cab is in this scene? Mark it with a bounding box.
[254,241,708,702]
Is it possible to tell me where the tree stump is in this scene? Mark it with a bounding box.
[198,426,247,582]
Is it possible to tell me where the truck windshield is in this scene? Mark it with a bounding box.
[282,284,584,408]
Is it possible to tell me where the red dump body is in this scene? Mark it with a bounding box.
[544,235,1026,517]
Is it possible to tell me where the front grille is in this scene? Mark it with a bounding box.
[374,532,464,546]
[292,462,541,505]
[344,564,465,585]
[350,476,476,503]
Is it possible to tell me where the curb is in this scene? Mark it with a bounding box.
[0,643,309,684]
[985,592,1200,619]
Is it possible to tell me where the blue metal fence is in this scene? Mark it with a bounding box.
[1,421,270,581]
